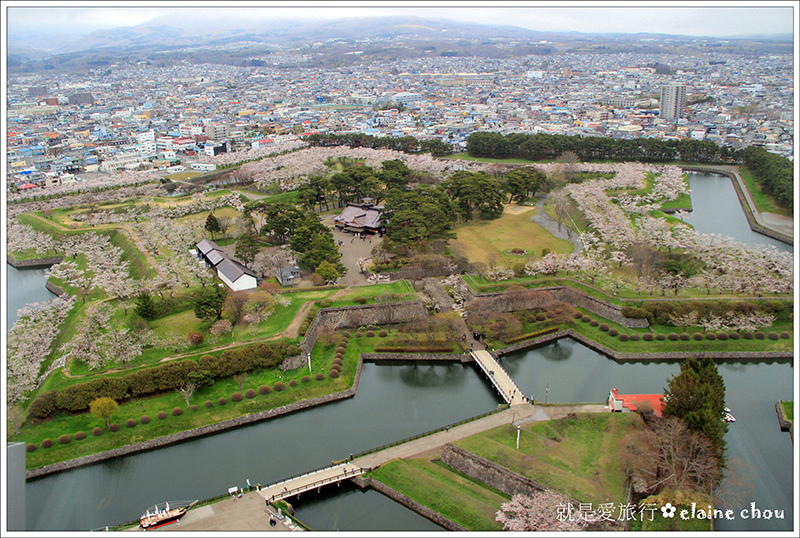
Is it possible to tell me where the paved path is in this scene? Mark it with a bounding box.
[331,227,379,287]
[471,350,526,405]
[530,194,583,256]
[155,492,300,532]
[351,403,607,468]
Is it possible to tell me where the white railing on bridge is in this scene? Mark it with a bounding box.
[471,351,523,404]
[266,466,367,503]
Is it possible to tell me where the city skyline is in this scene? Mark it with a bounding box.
[5,1,797,40]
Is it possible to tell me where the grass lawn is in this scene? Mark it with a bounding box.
[451,206,573,266]
[781,401,794,422]
[454,412,640,507]
[327,281,416,306]
[738,166,789,217]
[164,171,203,181]
[368,458,508,530]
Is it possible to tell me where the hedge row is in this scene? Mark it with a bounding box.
[504,326,560,345]
[374,345,455,352]
[29,340,298,418]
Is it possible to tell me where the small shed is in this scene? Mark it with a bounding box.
[276,265,301,287]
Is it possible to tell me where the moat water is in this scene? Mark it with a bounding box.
[9,171,794,531]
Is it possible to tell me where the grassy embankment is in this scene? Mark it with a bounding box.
[368,413,687,531]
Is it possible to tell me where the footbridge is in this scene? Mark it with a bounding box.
[471,350,527,406]
[259,462,367,504]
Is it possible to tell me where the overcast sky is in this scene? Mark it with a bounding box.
[5,1,797,38]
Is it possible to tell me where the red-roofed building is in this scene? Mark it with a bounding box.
[608,388,664,417]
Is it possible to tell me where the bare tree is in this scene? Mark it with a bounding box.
[176,382,197,407]
[224,291,250,325]
[232,374,249,393]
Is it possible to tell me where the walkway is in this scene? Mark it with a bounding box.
[157,492,300,532]
[258,463,367,503]
[530,194,583,256]
[471,350,526,405]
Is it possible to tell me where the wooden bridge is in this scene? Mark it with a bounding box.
[471,350,527,406]
[259,462,368,504]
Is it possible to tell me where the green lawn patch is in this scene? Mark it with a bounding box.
[781,400,793,422]
[454,412,641,507]
[739,166,789,217]
[368,458,507,530]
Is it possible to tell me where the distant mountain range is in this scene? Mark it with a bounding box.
[9,13,791,55]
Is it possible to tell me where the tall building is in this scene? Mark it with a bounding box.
[659,84,686,120]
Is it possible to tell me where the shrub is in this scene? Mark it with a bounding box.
[330,363,341,372]
[232,392,243,402]
[643,333,654,341]
[289,380,297,387]
[258,385,271,395]
[26,443,37,453]
[656,333,666,341]
[126,419,137,428]
[668,333,679,341]
[217,397,227,405]
[74,431,86,441]
[780,331,790,339]
[366,330,375,337]
[336,345,347,353]
[320,298,332,307]
[581,315,591,323]
[158,411,168,420]
[599,323,609,332]
[58,434,71,445]
[693,333,703,341]
[335,352,344,360]
[378,330,388,337]
[140,415,151,424]
[332,358,343,366]
[330,370,340,378]
[573,311,583,319]
[343,331,351,337]
[92,427,103,436]
[619,333,629,341]
[536,313,547,321]
[622,306,649,320]
[109,423,120,432]
[768,332,779,340]
[190,404,198,411]
[245,389,256,398]
[204,400,213,408]
[608,328,618,336]
[41,439,53,449]
[717,332,729,340]
[729,332,740,340]
[355,332,362,338]
[273,382,285,392]
[172,407,183,416]
[316,373,325,380]
[356,297,367,304]
[680,333,690,341]
[588,319,599,327]
[629,334,640,341]
[755,332,765,340]
[743,331,753,339]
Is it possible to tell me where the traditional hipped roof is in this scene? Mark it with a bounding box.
[609,388,664,417]
[216,258,257,283]
[205,250,226,267]
[334,203,383,230]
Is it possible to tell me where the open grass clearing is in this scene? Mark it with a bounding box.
[738,166,789,217]
[368,458,507,531]
[781,400,793,422]
[454,412,639,506]
[451,206,573,266]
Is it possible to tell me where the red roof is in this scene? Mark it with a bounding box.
[609,388,664,417]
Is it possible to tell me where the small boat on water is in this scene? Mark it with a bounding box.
[723,412,736,423]
[139,500,197,530]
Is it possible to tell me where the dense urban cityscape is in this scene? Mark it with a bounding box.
[4,5,796,536]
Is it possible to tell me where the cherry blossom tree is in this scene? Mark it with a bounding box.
[496,491,600,531]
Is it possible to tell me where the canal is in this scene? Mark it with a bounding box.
[8,170,794,531]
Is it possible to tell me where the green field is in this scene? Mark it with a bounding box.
[451,205,573,266]
[368,458,508,530]
[454,412,638,507]
[781,400,794,422]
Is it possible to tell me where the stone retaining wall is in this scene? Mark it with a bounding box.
[300,300,427,356]
[440,443,546,496]
[776,401,794,443]
[461,280,648,329]
[352,476,466,531]
[493,329,793,362]
[45,281,69,298]
[362,352,472,363]
[26,359,366,480]
[7,255,64,269]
